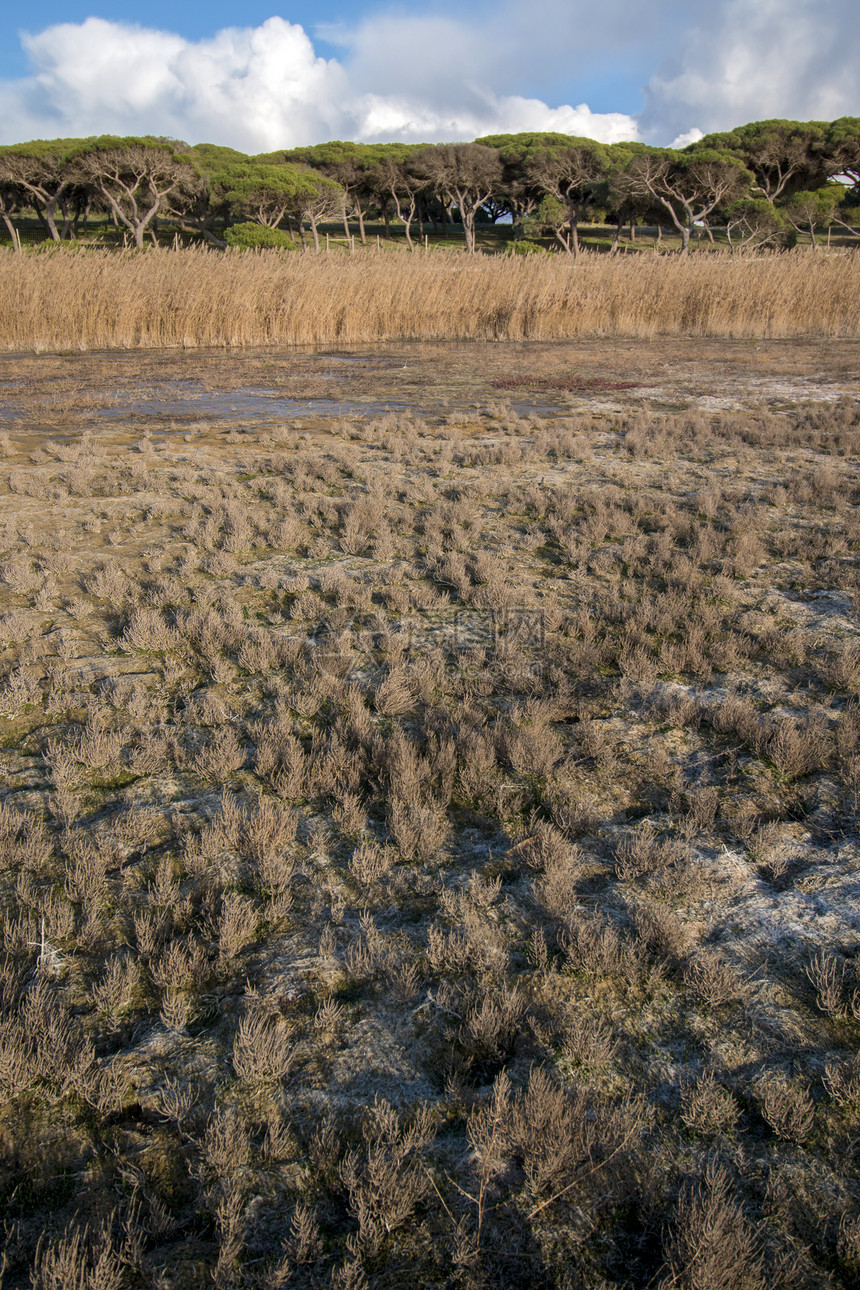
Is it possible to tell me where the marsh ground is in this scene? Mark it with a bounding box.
[0,338,859,1289]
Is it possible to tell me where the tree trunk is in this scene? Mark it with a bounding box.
[2,213,21,251]
[42,197,61,243]
[342,205,350,241]
[679,224,691,255]
[401,198,415,251]
[60,199,74,240]
[357,207,367,245]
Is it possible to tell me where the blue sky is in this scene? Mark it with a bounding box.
[0,0,856,150]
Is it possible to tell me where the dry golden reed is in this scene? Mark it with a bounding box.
[2,245,859,350]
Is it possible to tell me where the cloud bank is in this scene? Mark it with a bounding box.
[0,16,640,150]
[0,1,856,151]
[641,0,857,140]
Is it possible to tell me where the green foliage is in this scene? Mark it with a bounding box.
[224,222,296,250]
[780,185,843,242]
[826,117,860,184]
[694,119,832,200]
[521,196,569,244]
[507,238,549,255]
[187,143,250,172]
[209,163,341,231]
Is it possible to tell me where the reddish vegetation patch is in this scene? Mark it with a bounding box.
[491,375,641,393]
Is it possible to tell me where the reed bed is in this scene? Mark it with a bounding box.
[2,244,859,350]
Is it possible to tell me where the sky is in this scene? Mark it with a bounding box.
[0,0,856,152]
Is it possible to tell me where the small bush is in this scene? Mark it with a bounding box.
[508,239,549,255]
[225,222,296,251]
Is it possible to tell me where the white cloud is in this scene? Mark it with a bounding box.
[669,128,704,149]
[1,0,854,154]
[0,15,639,150]
[642,0,858,140]
[0,18,350,151]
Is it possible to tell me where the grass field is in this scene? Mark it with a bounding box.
[0,337,858,1286]
[2,245,860,352]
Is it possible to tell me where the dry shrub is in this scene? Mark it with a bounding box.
[838,1214,860,1275]
[31,1221,125,1290]
[149,936,208,991]
[684,949,751,1007]
[537,865,583,924]
[766,717,831,780]
[192,728,246,781]
[805,949,847,1017]
[468,1066,645,1205]
[333,792,368,838]
[254,727,307,798]
[680,1071,741,1137]
[121,606,178,653]
[457,729,498,802]
[198,1109,252,1206]
[340,497,383,555]
[388,795,449,863]
[561,913,641,982]
[680,784,722,846]
[615,820,683,881]
[65,719,124,775]
[267,1203,325,1286]
[0,804,52,870]
[747,823,792,883]
[159,987,196,1032]
[133,908,169,959]
[232,1010,297,1084]
[92,955,140,1019]
[338,1097,435,1257]
[824,1055,860,1108]
[63,835,110,907]
[629,898,692,961]
[758,1074,815,1142]
[239,796,298,892]
[218,892,258,962]
[561,1014,617,1074]
[660,1159,764,1290]
[348,839,394,886]
[502,721,564,778]
[459,983,526,1065]
[374,668,414,716]
[425,923,479,975]
[821,643,860,695]
[503,1067,596,1199]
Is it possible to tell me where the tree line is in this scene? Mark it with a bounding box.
[0,117,858,254]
